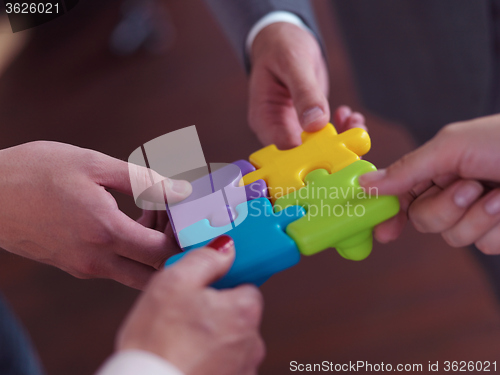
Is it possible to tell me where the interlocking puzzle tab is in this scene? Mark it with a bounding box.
[243,123,370,203]
[166,197,305,289]
[274,160,400,261]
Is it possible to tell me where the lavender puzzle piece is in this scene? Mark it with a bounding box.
[167,161,268,241]
[232,160,269,200]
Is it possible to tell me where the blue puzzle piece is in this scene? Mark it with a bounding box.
[165,197,305,288]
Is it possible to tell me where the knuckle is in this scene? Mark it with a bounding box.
[394,153,412,171]
[408,205,438,233]
[438,122,462,139]
[425,212,451,233]
[408,206,432,233]
[233,286,264,323]
[409,199,456,235]
[77,257,103,277]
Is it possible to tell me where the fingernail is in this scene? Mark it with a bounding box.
[302,106,324,127]
[454,181,483,208]
[358,169,387,186]
[485,192,500,215]
[207,235,234,254]
[171,179,191,194]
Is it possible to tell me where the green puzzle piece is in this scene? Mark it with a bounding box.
[274,160,400,260]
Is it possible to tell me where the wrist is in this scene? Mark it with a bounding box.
[246,11,314,57]
[250,22,323,69]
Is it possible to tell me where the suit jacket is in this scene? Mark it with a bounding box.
[206,0,500,143]
[203,0,322,71]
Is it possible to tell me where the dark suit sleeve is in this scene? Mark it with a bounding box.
[203,0,322,71]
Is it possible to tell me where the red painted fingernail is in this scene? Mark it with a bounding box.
[207,235,234,253]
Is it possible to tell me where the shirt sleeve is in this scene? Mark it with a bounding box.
[95,350,185,375]
[245,11,314,57]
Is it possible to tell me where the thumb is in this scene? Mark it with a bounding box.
[358,135,460,195]
[164,235,235,288]
[278,56,330,132]
[94,153,192,206]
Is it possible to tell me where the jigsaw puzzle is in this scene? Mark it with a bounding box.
[164,123,400,288]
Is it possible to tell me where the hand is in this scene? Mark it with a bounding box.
[0,141,191,289]
[359,115,500,254]
[116,236,265,375]
[249,23,365,148]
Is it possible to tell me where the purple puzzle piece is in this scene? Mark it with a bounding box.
[231,160,268,200]
[167,161,268,242]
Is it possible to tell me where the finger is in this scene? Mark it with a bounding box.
[347,112,368,131]
[104,255,156,290]
[475,222,500,255]
[248,67,304,149]
[442,188,500,248]
[155,210,169,232]
[276,56,330,132]
[409,180,483,234]
[163,236,235,288]
[432,173,460,189]
[221,284,264,327]
[94,154,192,205]
[358,135,461,195]
[373,189,415,243]
[137,209,157,228]
[108,209,181,269]
[137,209,170,232]
[333,105,352,132]
[373,211,407,243]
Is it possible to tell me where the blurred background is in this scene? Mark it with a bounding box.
[0,1,499,374]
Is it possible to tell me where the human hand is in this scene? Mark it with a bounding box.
[359,115,500,254]
[249,22,328,149]
[249,22,365,149]
[116,236,265,375]
[0,141,191,289]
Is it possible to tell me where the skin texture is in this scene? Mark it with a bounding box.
[359,114,500,254]
[117,244,265,375]
[249,22,366,149]
[0,141,191,289]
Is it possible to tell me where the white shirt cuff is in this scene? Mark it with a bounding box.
[245,11,314,56]
[95,350,185,375]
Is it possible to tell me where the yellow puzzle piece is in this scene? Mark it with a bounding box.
[243,123,371,202]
